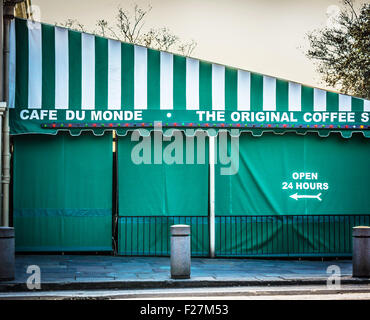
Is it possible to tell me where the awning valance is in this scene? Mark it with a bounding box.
[9,18,370,138]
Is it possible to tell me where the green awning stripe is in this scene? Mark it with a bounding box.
[326,91,339,111]
[68,29,82,110]
[301,86,314,112]
[41,24,55,109]
[15,18,28,108]
[250,73,263,111]
[199,60,212,110]
[225,67,237,111]
[121,42,134,109]
[147,48,160,109]
[352,97,364,112]
[276,79,289,111]
[173,55,186,110]
[95,36,108,109]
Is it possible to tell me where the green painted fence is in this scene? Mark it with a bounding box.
[116,214,369,257]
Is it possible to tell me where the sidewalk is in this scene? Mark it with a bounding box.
[0,255,369,292]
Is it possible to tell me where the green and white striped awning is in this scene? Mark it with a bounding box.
[9,18,370,137]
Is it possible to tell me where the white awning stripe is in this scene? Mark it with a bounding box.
[134,45,147,110]
[288,82,301,111]
[338,94,351,111]
[364,100,370,112]
[108,39,121,110]
[212,64,225,110]
[263,76,276,111]
[160,51,173,110]
[81,33,95,110]
[28,21,42,109]
[237,70,250,111]
[54,26,69,110]
[186,58,199,110]
[313,88,326,111]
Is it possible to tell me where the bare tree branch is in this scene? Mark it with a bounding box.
[61,4,197,56]
[306,1,369,98]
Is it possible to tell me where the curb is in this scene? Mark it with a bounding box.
[1,277,369,293]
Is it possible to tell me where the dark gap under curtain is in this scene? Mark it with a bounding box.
[13,132,113,251]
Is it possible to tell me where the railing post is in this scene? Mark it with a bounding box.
[209,135,215,258]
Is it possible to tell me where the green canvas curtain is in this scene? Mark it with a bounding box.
[117,131,209,255]
[215,132,370,255]
[13,132,113,251]
[117,132,209,216]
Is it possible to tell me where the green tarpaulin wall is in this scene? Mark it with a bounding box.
[117,131,209,255]
[13,133,113,251]
[11,130,370,256]
[215,132,370,255]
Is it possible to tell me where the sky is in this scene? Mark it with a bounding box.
[30,0,366,92]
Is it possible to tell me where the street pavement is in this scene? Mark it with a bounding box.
[1,284,370,300]
[0,255,369,294]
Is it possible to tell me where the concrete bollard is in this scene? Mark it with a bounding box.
[352,226,370,278]
[170,225,191,279]
[0,227,15,281]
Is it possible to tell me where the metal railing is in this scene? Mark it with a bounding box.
[117,214,370,257]
[216,215,370,257]
[118,216,209,256]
